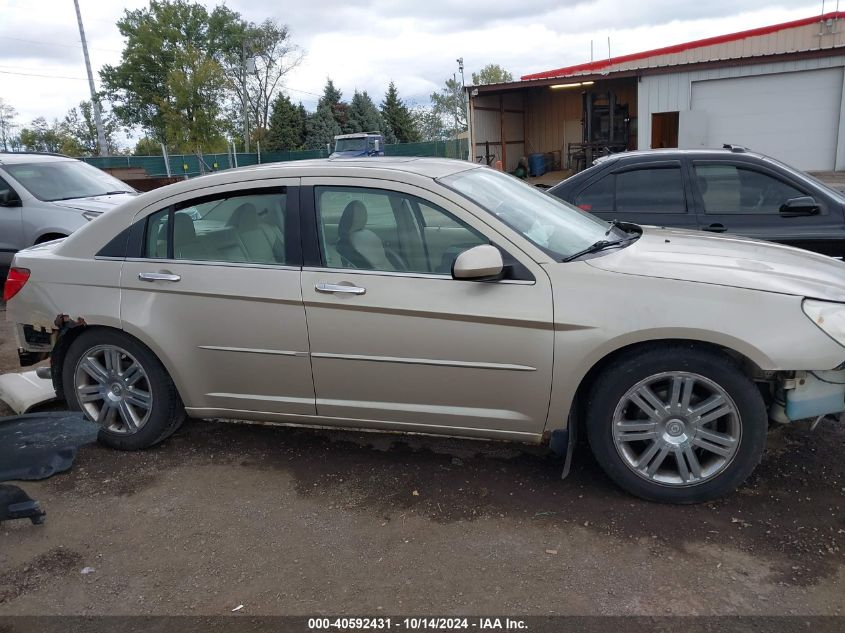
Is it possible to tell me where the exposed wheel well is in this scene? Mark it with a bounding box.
[51,324,169,402]
[35,232,68,245]
[569,339,766,440]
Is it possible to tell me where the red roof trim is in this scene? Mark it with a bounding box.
[521,11,845,81]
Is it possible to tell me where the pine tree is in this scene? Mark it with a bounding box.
[319,78,347,132]
[304,103,341,151]
[265,93,305,151]
[381,82,420,144]
[346,91,385,135]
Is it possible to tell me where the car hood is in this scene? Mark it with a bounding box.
[51,193,136,214]
[586,225,845,302]
[329,150,368,158]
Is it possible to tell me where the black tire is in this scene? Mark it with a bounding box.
[62,328,185,450]
[586,344,767,504]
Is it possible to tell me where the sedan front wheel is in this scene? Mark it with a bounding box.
[586,345,767,503]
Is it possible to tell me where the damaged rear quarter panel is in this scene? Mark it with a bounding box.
[7,252,122,351]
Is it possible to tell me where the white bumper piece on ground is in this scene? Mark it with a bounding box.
[0,371,57,414]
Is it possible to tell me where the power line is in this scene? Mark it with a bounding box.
[0,35,122,54]
[0,67,322,100]
[0,68,88,80]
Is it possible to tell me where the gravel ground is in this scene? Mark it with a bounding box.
[0,301,843,616]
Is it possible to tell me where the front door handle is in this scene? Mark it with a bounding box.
[315,282,366,295]
[703,223,727,233]
[138,272,181,282]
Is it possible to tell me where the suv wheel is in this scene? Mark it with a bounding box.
[586,345,767,503]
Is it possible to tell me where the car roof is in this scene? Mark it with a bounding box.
[597,147,766,163]
[217,156,481,180]
[0,152,77,165]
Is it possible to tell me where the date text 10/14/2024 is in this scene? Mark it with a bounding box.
[307,618,528,630]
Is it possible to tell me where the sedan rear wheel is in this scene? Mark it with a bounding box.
[587,345,767,503]
[63,329,185,450]
[74,344,154,434]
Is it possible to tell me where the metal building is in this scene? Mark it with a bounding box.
[468,11,845,173]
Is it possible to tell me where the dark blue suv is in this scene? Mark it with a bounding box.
[548,147,845,258]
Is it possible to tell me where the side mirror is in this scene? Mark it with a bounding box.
[451,244,504,281]
[0,189,21,207]
[780,196,819,217]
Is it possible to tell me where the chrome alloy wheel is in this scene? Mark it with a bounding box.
[73,344,153,434]
[612,371,741,487]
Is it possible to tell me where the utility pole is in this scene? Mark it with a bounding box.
[457,58,467,160]
[241,39,250,153]
[73,0,108,156]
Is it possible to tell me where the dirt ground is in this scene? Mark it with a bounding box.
[0,301,843,617]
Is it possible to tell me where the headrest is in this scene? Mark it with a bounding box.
[338,200,368,237]
[173,213,196,242]
[229,202,259,230]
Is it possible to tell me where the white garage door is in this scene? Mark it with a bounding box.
[691,68,843,171]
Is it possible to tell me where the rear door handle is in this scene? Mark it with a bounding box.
[138,272,181,282]
[315,282,366,295]
[703,223,727,233]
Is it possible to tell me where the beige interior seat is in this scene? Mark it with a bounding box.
[336,200,400,270]
[229,203,284,264]
[173,213,212,260]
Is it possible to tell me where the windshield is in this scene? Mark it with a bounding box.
[4,160,135,202]
[440,167,617,260]
[335,138,367,153]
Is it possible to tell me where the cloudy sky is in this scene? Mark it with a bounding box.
[0,0,827,144]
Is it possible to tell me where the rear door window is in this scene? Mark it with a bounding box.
[143,189,294,265]
[615,166,686,214]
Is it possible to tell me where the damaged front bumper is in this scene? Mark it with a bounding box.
[770,370,845,423]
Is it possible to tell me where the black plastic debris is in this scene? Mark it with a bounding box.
[0,484,46,524]
[0,412,98,525]
[0,411,99,482]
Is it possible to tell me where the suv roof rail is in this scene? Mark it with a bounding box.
[722,144,748,153]
[0,150,71,158]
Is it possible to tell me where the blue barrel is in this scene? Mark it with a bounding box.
[528,153,546,177]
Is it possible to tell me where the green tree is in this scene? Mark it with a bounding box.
[63,101,120,156]
[304,103,341,151]
[412,105,448,142]
[471,64,513,85]
[429,76,466,137]
[18,117,71,153]
[160,47,229,152]
[265,93,306,151]
[345,91,385,135]
[100,0,241,151]
[380,82,419,144]
[134,136,162,155]
[0,98,18,152]
[219,18,303,146]
[318,78,347,132]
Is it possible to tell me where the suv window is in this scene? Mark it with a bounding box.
[0,174,18,203]
[315,185,487,274]
[694,164,805,214]
[615,166,685,214]
[144,190,290,265]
